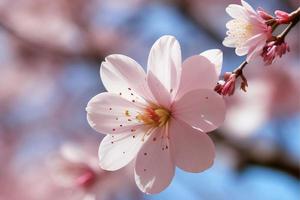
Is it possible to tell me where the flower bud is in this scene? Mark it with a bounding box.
[275,10,291,24]
[261,40,290,65]
[257,7,274,20]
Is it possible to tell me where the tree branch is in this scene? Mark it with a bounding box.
[212,133,300,178]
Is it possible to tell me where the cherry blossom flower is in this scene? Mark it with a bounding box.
[223,0,272,61]
[86,35,226,194]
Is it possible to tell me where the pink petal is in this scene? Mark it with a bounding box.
[175,55,218,100]
[134,127,175,194]
[147,71,171,109]
[246,40,266,62]
[86,92,144,134]
[170,118,215,172]
[147,35,182,97]
[173,89,226,132]
[99,130,149,171]
[243,33,266,47]
[100,54,155,104]
[200,49,223,76]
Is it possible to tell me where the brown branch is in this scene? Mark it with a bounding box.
[212,133,300,179]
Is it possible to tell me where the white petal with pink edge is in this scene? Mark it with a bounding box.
[175,55,218,100]
[200,49,223,76]
[173,89,226,132]
[134,127,175,194]
[169,118,215,172]
[99,129,150,171]
[86,93,144,134]
[100,54,155,104]
[147,35,182,96]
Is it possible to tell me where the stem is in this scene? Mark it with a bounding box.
[233,61,248,77]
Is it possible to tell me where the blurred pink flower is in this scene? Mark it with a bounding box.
[48,143,136,200]
[222,63,300,138]
[86,35,226,194]
[223,0,272,61]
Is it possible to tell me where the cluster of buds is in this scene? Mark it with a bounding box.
[215,72,237,96]
[261,39,290,65]
[257,8,297,65]
[215,61,249,96]
[215,72,249,96]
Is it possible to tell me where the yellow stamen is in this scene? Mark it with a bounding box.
[136,107,170,127]
[125,110,130,117]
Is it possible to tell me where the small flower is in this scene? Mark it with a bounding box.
[86,36,226,194]
[223,0,272,61]
[275,10,291,24]
[261,40,290,65]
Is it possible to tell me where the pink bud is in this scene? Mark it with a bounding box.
[214,73,237,96]
[257,7,274,20]
[223,72,232,81]
[275,10,291,24]
[221,74,236,96]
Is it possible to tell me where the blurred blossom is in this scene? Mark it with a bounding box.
[222,79,272,138]
[47,142,138,200]
[222,63,300,138]
[0,0,82,51]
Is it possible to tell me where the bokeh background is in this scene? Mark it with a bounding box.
[0,0,299,199]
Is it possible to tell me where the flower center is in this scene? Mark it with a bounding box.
[227,19,254,46]
[137,106,170,127]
